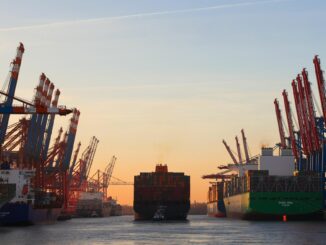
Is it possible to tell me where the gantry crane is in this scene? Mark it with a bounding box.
[0,43,24,146]
[301,70,320,152]
[64,136,99,215]
[275,56,326,208]
[282,89,299,161]
[314,56,326,123]
[297,76,313,154]
[87,155,118,199]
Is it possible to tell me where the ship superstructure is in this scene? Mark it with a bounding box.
[0,168,65,225]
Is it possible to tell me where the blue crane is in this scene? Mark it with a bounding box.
[0,43,25,146]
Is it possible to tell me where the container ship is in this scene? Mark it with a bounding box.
[0,168,62,225]
[103,197,122,217]
[207,182,226,217]
[134,164,190,221]
[75,192,122,217]
[205,147,324,221]
[223,170,323,220]
[75,192,103,217]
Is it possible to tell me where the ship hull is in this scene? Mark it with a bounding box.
[207,200,226,218]
[102,201,122,217]
[0,184,15,208]
[134,202,190,221]
[101,205,112,217]
[110,204,122,216]
[224,192,324,221]
[0,203,61,225]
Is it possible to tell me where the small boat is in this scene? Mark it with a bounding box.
[152,205,167,221]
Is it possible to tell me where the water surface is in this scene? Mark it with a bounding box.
[0,215,325,244]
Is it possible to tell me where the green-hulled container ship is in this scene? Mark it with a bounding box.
[222,170,324,220]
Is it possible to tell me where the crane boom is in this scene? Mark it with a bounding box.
[62,109,80,170]
[301,70,320,151]
[202,174,234,179]
[0,106,72,115]
[42,89,61,161]
[292,81,308,155]
[222,139,238,164]
[313,56,326,122]
[0,89,72,115]
[235,136,243,164]
[0,43,25,145]
[274,99,287,149]
[105,156,117,186]
[241,129,251,163]
[282,89,299,160]
[297,75,313,154]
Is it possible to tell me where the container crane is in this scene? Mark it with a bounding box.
[291,80,308,157]
[296,76,313,154]
[34,78,55,162]
[273,55,325,208]
[313,56,326,123]
[21,75,72,166]
[312,55,326,209]
[42,111,82,211]
[282,89,299,161]
[1,118,29,164]
[42,89,61,162]
[87,155,117,199]
[104,156,117,193]
[65,136,99,215]
[62,109,80,170]
[301,70,320,152]
[0,43,25,146]
[41,128,68,207]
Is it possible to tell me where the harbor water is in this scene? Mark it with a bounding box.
[0,215,325,245]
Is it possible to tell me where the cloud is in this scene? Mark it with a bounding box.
[0,0,289,32]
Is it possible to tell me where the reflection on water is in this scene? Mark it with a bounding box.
[0,215,325,245]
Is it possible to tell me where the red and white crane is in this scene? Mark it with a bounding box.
[301,70,320,152]
[313,55,326,123]
[291,81,309,155]
[296,76,313,154]
[282,89,299,160]
[274,99,287,149]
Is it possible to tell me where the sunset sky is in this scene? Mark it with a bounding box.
[0,0,326,204]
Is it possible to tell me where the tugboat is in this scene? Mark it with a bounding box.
[152,205,166,221]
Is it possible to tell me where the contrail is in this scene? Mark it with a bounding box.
[0,0,289,32]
